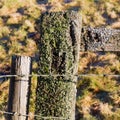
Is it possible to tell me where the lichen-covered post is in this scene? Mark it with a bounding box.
[35,11,82,120]
[81,27,120,51]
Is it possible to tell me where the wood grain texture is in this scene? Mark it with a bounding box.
[7,56,32,120]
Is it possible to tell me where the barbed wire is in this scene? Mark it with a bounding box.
[78,74,120,77]
[0,73,119,84]
[0,71,119,118]
[0,73,120,79]
[0,74,120,119]
[0,110,66,119]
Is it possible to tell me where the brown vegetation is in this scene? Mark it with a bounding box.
[0,0,120,119]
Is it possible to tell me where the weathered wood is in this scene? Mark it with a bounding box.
[7,56,32,120]
[35,11,82,120]
[81,27,120,51]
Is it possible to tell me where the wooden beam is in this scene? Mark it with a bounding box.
[81,27,120,51]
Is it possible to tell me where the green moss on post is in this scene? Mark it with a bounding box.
[35,11,82,120]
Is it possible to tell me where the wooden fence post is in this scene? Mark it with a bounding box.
[35,11,82,120]
[7,56,32,120]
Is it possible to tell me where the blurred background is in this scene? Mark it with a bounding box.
[0,0,120,120]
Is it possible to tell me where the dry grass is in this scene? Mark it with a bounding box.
[77,52,120,119]
[0,0,120,119]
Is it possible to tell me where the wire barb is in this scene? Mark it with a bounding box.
[0,74,120,78]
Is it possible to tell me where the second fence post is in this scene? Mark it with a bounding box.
[7,55,32,120]
[35,11,82,120]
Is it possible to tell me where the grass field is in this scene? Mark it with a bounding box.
[0,0,120,120]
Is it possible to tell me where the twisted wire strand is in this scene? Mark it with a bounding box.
[0,74,120,78]
[0,110,66,119]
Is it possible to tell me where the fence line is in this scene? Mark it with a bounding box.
[0,110,66,120]
[1,73,120,119]
[0,74,120,79]
[0,73,119,119]
[0,74,119,85]
[0,54,120,119]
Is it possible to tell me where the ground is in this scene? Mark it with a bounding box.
[0,0,120,120]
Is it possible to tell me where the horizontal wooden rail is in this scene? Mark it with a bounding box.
[81,27,120,51]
